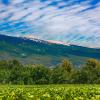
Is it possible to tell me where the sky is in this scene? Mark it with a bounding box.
[0,0,100,48]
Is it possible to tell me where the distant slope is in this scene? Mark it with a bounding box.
[0,34,100,66]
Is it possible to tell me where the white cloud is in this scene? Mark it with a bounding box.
[0,0,100,48]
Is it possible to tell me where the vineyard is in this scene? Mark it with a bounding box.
[0,85,100,100]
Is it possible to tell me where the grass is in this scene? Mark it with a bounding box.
[0,84,100,100]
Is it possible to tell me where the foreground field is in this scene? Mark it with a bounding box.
[0,85,100,100]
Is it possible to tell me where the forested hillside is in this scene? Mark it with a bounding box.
[0,34,100,66]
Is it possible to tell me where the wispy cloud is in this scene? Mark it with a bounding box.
[0,0,100,48]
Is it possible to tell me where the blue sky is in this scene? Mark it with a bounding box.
[0,0,100,48]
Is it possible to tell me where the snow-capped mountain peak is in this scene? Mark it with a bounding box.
[47,40,70,46]
[22,35,70,46]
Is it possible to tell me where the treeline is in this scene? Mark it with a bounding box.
[0,58,100,84]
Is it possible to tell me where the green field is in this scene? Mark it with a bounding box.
[0,85,100,100]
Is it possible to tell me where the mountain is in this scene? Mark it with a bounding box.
[0,34,100,66]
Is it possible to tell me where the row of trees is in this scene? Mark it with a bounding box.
[0,58,100,84]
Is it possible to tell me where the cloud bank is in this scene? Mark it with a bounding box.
[0,0,100,48]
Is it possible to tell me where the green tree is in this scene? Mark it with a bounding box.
[75,59,100,84]
[85,58,99,69]
[61,59,73,72]
[31,65,50,84]
[50,66,65,83]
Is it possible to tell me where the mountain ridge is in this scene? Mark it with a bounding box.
[0,34,100,66]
